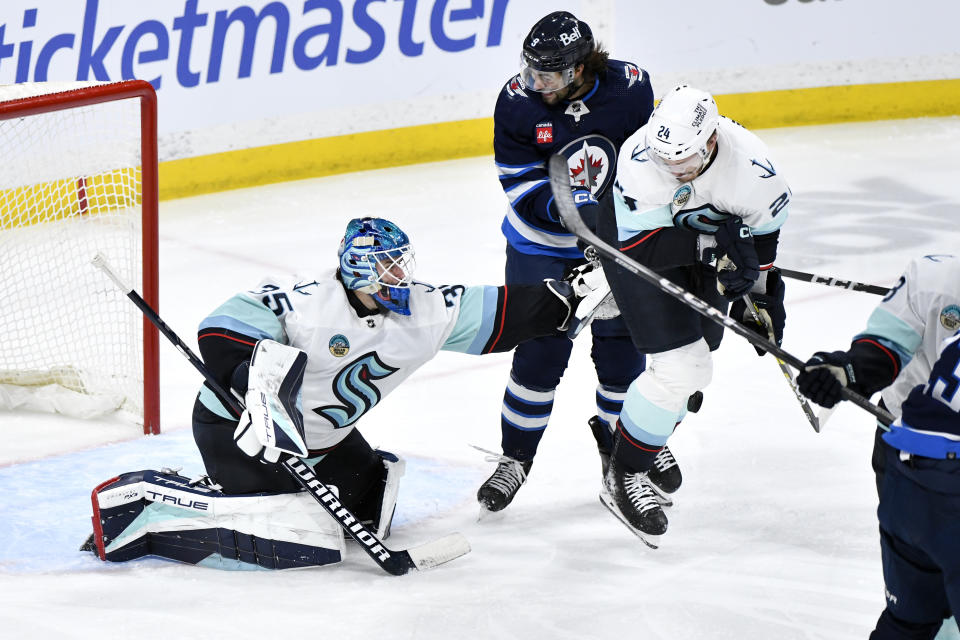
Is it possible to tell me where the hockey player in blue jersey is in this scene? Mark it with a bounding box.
[83,217,613,570]
[477,10,671,514]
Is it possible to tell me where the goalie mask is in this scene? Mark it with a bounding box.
[338,217,416,315]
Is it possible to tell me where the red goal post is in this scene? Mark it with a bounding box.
[0,80,160,434]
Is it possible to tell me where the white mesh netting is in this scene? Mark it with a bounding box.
[0,85,146,421]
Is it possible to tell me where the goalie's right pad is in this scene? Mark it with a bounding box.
[85,469,345,569]
[234,339,309,463]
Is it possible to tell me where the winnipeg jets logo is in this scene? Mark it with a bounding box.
[559,136,617,195]
[313,352,398,428]
[623,63,641,89]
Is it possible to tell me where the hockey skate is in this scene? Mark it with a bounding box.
[476,453,533,514]
[646,446,682,507]
[600,460,668,549]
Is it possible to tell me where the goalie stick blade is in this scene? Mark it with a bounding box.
[404,532,471,571]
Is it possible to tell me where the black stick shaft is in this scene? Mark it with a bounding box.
[778,267,890,296]
[547,155,894,427]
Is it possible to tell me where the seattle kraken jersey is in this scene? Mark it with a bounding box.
[885,330,960,458]
[196,271,509,451]
[854,254,960,419]
[614,117,790,267]
[495,59,653,258]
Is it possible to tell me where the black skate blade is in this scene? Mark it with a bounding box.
[598,493,661,550]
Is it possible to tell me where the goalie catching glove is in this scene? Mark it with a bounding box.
[234,339,310,463]
[545,252,620,338]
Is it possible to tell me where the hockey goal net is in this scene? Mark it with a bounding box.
[0,80,160,434]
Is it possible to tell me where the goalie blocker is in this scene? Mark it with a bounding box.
[84,453,404,570]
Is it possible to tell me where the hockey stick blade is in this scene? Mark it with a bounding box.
[546,154,894,428]
[92,253,471,576]
[778,267,890,296]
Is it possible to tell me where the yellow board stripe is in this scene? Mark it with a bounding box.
[153,78,956,201]
[1,169,140,230]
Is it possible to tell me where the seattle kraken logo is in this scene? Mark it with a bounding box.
[313,352,398,428]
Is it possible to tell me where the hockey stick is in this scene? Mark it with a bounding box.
[743,293,820,432]
[547,155,894,427]
[777,267,890,296]
[91,253,470,576]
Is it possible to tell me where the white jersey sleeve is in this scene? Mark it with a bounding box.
[613,117,791,241]
[855,254,960,417]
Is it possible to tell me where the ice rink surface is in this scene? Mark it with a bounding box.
[2,117,960,639]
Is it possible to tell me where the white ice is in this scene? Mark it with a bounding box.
[2,117,960,639]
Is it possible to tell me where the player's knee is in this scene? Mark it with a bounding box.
[648,339,712,402]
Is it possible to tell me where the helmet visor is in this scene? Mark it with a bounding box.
[649,149,706,182]
[519,55,574,93]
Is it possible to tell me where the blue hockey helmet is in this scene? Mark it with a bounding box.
[520,11,594,93]
[338,217,416,315]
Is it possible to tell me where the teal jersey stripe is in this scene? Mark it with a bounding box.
[858,306,922,358]
[442,285,500,355]
[198,294,284,342]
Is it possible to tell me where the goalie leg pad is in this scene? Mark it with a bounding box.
[88,469,345,570]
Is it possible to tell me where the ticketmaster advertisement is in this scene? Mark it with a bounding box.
[0,1,956,163]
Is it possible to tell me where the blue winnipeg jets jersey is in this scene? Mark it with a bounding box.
[494,59,654,258]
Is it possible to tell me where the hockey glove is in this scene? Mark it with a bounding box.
[712,217,760,299]
[729,268,786,356]
[233,340,309,464]
[796,351,856,408]
[546,258,620,337]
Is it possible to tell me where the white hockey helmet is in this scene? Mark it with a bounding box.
[646,85,719,181]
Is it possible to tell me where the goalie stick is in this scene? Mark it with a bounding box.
[91,253,470,576]
[546,155,895,428]
[777,267,890,296]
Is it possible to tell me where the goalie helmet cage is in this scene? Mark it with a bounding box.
[0,80,160,435]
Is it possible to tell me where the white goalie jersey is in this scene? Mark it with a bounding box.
[196,271,508,450]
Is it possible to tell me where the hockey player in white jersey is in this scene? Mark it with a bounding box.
[83,217,612,569]
[797,254,960,639]
[582,85,792,546]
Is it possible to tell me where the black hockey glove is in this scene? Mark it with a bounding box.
[712,217,760,299]
[729,268,786,356]
[796,350,856,408]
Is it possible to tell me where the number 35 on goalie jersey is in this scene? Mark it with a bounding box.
[195,271,520,451]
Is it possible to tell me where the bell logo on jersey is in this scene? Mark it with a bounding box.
[536,122,554,144]
[329,334,350,357]
[559,136,617,195]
